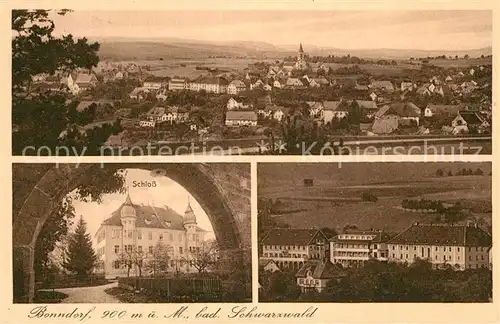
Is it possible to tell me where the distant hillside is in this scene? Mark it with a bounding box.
[94,37,491,61]
[258,162,492,189]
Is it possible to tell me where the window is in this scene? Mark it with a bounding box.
[476,247,479,252]
[149,246,153,254]
[179,247,183,254]
[138,231,142,240]
[148,232,153,240]
[405,254,408,259]
[435,255,438,260]
[400,254,403,259]
[114,245,119,254]
[392,246,395,250]
[392,253,395,258]
[373,244,378,249]
[457,247,460,252]
[469,255,472,261]
[128,231,133,239]
[169,233,173,241]
[159,234,163,240]
[374,252,378,258]
[413,246,416,251]
[449,247,451,252]
[481,255,484,260]
[435,247,438,251]
[406,246,409,251]
[299,279,304,284]
[138,246,143,253]
[114,260,120,269]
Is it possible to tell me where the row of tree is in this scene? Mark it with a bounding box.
[259,259,492,302]
[436,168,487,177]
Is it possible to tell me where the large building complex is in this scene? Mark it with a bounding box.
[94,194,209,279]
[259,223,492,292]
[386,223,492,270]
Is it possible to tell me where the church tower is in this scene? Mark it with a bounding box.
[295,43,307,70]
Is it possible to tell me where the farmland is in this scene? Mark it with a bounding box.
[258,163,492,233]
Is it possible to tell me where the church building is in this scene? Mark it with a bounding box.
[94,193,209,279]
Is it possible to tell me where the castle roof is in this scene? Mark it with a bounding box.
[184,200,197,225]
[299,43,304,53]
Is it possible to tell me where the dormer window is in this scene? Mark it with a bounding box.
[165,221,171,227]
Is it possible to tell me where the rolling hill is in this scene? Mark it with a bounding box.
[94,37,491,61]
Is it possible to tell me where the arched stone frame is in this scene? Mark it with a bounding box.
[12,163,250,303]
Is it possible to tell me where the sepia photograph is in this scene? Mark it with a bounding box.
[11,10,492,156]
[12,163,251,303]
[258,162,492,302]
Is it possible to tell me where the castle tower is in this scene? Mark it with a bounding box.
[183,198,197,230]
[120,192,137,244]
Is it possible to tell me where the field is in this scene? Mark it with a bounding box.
[259,163,491,233]
[428,57,492,68]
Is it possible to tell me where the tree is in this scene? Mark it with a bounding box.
[34,196,75,281]
[436,169,444,177]
[12,10,101,155]
[474,168,484,176]
[185,240,219,273]
[145,241,170,277]
[63,217,97,280]
[447,170,453,177]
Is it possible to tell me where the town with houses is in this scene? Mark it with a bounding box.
[22,43,493,152]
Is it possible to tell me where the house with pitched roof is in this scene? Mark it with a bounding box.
[370,80,395,92]
[94,193,209,278]
[259,228,330,271]
[295,260,346,293]
[225,111,258,127]
[189,76,229,94]
[330,230,391,268]
[143,75,166,90]
[451,111,490,134]
[386,223,491,270]
[227,80,247,95]
[227,97,252,111]
[424,104,464,118]
[259,259,280,273]
[323,100,347,124]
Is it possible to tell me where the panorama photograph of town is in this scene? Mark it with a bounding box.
[12,10,492,155]
[258,162,492,302]
[13,163,251,303]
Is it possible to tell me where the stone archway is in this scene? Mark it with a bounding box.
[12,163,251,303]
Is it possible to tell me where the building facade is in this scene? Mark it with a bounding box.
[259,228,330,271]
[330,230,389,268]
[94,194,209,279]
[386,223,492,270]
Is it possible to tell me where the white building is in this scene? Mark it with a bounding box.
[386,223,492,270]
[330,230,389,268]
[259,228,330,271]
[94,194,209,279]
[225,111,258,127]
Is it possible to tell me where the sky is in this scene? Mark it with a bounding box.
[68,169,215,247]
[48,10,492,50]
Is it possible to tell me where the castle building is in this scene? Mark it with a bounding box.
[295,43,308,71]
[94,194,209,279]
